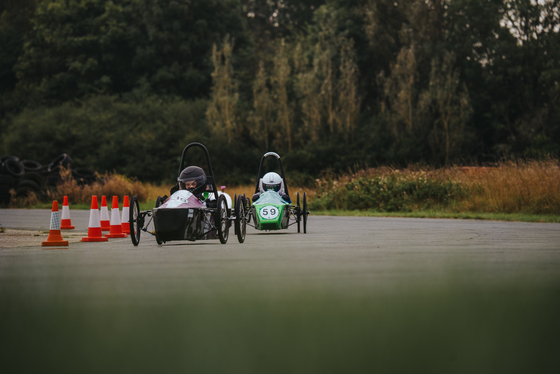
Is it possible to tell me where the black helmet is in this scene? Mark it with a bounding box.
[177,166,207,194]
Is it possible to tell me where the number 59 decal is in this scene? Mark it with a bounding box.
[259,205,279,220]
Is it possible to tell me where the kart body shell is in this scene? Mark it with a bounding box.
[248,152,309,233]
[129,142,246,246]
[152,190,214,242]
[252,191,290,230]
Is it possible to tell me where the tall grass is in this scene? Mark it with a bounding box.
[48,168,148,204]
[453,159,560,214]
[310,159,560,215]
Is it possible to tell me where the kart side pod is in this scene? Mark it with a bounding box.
[253,203,289,230]
[153,208,209,242]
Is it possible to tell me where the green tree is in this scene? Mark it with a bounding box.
[251,60,274,151]
[14,0,249,104]
[207,36,239,144]
[420,52,472,165]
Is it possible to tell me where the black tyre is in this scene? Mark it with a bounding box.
[20,172,45,190]
[16,179,40,192]
[46,175,62,187]
[215,194,229,244]
[155,232,163,245]
[303,192,308,234]
[129,196,141,246]
[20,160,42,172]
[244,194,252,224]
[296,192,301,233]
[233,194,237,234]
[47,153,74,173]
[15,186,38,198]
[72,168,97,185]
[0,155,19,163]
[155,197,166,245]
[0,185,11,206]
[0,174,15,187]
[235,195,246,243]
[1,158,24,177]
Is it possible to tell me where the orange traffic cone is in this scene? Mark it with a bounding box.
[100,195,110,231]
[42,201,69,247]
[121,196,130,234]
[82,196,109,242]
[105,196,127,238]
[60,196,75,229]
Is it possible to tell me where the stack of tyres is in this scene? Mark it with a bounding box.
[0,173,15,206]
[1,155,47,203]
[0,153,98,206]
[0,156,22,205]
[46,153,74,187]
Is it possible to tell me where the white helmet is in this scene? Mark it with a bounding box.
[262,172,283,192]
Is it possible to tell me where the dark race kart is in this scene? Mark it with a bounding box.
[247,152,309,233]
[128,142,247,246]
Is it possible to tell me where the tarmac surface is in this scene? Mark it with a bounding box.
[2,209,560,373]
[1,208,560,293]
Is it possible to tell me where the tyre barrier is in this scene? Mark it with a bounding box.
[0,155,19,163]
[0,185,11,206]
[0,158,25,177]
[0,174,15,206]
[20,172,46,189]
[20,160,43,172]
[72,167,97,185]
[0,154,98,205]
[47,153,74,173]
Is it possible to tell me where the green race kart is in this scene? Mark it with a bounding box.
[247,152,309,233]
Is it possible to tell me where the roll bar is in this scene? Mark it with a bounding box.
[254,152,289,197]
[178,142,219,201]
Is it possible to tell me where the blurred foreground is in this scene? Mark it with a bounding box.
[1,215,559,373]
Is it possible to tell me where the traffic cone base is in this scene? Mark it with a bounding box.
[42,201,69,247]
[61,222,75,230]
[82,196,109,242]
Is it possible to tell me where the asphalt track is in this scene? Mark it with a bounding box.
[1,209,560,291]
[1,209,560,373]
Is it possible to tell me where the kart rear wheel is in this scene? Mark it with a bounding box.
[130,196,141,246]
[303,192,308,234]
[155,196,163,208]
[216,194,229,244]
[244,194,252,224]
[235,195,246,243]
[296,192,301,233]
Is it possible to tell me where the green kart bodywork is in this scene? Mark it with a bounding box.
[251,191,291,230]
[246,151,308,233]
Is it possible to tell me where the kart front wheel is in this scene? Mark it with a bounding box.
[303,192,308,234]
[129,196,141,246]
[216,194,229,244]
[296,192,301,233]
[235,194,246,243]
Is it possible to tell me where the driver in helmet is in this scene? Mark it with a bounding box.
[166,166,207,200]
[252,171,291,203]
[178,166,206,193]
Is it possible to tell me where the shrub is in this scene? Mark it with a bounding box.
[312,169,466,212]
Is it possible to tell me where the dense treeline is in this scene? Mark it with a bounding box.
[1,0,559,184]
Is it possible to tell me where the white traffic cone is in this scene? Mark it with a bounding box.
[105,196,127,238]
[60,195,75,229]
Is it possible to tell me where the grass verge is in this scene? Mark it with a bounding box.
[311,210,560,223]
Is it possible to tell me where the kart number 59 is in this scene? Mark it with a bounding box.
[260,206,279,220]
